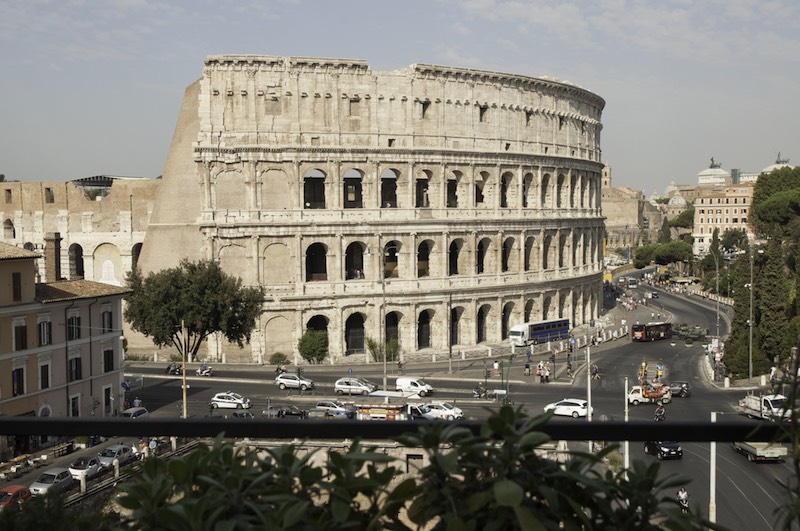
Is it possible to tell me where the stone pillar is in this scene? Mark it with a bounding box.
[44,232,62,282]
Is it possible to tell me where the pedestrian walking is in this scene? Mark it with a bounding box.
[537,360,544,383]
[544,362,551,383]
[493,360,500,376]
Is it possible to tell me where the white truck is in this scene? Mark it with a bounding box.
[731,441,788,462]
[736,394,792,421]
[628,384,672,405]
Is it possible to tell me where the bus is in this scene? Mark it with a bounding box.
[509,318,571,346]
[627,277,639,289]
[631,322,672,342]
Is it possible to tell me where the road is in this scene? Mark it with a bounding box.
[123,285,797,530]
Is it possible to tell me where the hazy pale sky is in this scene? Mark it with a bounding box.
[2,0,798,194]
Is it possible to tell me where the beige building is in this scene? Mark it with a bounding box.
[0,241,129,458]
[137,55,607,362]
[691,184,754,255]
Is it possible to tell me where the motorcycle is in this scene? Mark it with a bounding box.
[654,410,666,422]
[165,364,182,375]
[678,496,689,514]
[196,366,213,377]
[274,366,287,375]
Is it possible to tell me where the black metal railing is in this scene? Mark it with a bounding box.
[0,417,788,443]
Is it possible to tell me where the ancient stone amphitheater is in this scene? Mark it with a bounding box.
[135,55,606,363]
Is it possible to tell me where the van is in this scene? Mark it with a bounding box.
[395,377,434,397]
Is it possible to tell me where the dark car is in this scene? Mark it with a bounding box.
[275,404,308,418]
[668,381,691,398]
[644,441,683,460]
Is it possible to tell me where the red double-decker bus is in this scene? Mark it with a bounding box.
[631,322,672,342]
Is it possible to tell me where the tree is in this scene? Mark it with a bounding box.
[668,206,694,229]
[652,241,693,265]
[657,217,671,244]
[723,251,752,377]
[757,232,791,367]
[125,260,265,362]
[366,337,400,363]
[720,228,748,253]
[297,329,328,363]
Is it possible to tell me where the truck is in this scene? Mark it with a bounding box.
[353,403,436,421]
[731,441,788,462]
[735,394,792,421]
[628,383,672,405]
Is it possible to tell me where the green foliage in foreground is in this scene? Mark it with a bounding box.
[108,408,714,531]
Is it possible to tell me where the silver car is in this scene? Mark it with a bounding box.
[97,444,135,469]
[334,377,376,395]
[275,373,315,391]
[30,467,74,496]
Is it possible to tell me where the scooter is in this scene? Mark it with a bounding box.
[196,366,213,377]
[473,387,489,399]
[654,410,666,422]
[678,497,689,514]
[165,364,182,375]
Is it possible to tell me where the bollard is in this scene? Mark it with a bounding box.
[113,458,120,478]
[724,377,730,388]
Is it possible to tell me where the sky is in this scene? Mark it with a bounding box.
[1,0,798,195]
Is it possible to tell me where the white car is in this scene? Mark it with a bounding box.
[425,402,463,420]
[544,398,592,418]
[275,373,315,391]
[97,444,135,469]
[120,406,149,419]
[210,391,251,409]
[68,456,103,480]
[334,377,376,395]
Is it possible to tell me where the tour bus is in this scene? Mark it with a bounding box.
[508,318,571,347]
[631,321,672,342]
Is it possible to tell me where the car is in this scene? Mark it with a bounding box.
[425,402,464,420]
[313,400,354,418]
[668,381,691,398]
[651,291,659,298]
[275,373,315,391]
[230,411,255,419]
[68,456,103,480]
[275,404,308,418]
[0,485,32,510]
[97,443,135,470]
[644,441,683,460]
[29,467,74,496]
[334,377,377,395]
[120,406,150,419]
[543,398,592,418]
[210,391,251,409]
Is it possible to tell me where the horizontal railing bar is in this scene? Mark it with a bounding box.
[0,418,788,442]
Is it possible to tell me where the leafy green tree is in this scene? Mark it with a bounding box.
[669,206,694,229]
[720,251,751,377]
[653,241,693,265]
[298,329,328,363]
[720,228,748,253]
[634,244,657,269]
[657,217,672,243]
[366,337,400,363]
[757,232,791,367]
[125,260,265,362]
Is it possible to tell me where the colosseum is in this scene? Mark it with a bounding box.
[133,54,607,363]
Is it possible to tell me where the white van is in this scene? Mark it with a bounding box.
[395,377,434,397]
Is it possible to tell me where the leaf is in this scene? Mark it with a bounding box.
[493,479,523,507]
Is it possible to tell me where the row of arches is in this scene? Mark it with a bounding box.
[205,163,601,213]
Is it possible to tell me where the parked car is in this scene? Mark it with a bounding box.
[543,398,592,418]
[120,406,150,419]
[313,400,354,418]
[97,444,135,469]
[210,391,251,409]
[0,485,32,510]
[275,404,308,418]
[668,381,692,398]
[230,411,255,419]
[425,401,464,420]
[68,456,103,480]
[29,467,74,496]
[644,441,683,460]
[275,373,315,391]
[334,377,376,395]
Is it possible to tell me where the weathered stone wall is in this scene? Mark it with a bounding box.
[138,56,607,363]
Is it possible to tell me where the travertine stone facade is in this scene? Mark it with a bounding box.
[138,55,607,362]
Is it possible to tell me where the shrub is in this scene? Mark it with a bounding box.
[268,352,290,365]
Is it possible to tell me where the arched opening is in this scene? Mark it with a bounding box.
[500,172,513,208]
[307,315,329,332]
[446,171,461,208]
[556,174,566,208]
[450,306,463,346]
[542,235,552,270]
[540,174,550,209]
[383,241,400,278]
[344,242,366,280]
[502,237,515,273]
[475,171,488,206]
[417,240,432,278]
[380,168,399,208]
[522,172,534,208]
[386,311,400,345]
[524,299,535,322]
[543,296,552,320]
[476,305,490,343]
[415,170,431,208]
[23,242,34,251]
[131,243,143,271]
[448,239,463,276]
[303,169,326,209]
[69,243,84,279]
[342,168,363,209]
[417,310,433,349]
[3,219,15,239]
[570,174,578,208]
[502,302,514,339]
[524,236,535,272]
[476,238,491,275]
[345,313,366,354]
[305,242,328,281]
